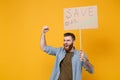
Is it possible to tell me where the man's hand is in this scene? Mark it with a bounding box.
[79,50,87,62]
[42,26,49,33]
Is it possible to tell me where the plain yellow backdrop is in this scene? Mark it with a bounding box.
[0,0,120,80]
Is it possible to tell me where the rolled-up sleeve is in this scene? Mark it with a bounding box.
[43,46,60,56]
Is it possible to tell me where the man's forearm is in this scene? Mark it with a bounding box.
[84,60,94,73]
[40,32,47,51]
[40,26,49,51]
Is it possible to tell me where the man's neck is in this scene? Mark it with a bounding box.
[66,47,75,53]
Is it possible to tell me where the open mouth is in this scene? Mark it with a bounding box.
[64,44,69,48]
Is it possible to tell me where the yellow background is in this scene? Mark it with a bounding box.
[0,0,120,80]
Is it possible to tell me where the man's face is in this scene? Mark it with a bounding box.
[64,36,74,52]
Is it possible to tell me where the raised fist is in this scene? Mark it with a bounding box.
[42,26,49,33]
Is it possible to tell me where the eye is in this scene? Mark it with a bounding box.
[67,40,70,41]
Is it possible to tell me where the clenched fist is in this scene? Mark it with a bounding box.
[79,50,87,62]
[42,26,49,33]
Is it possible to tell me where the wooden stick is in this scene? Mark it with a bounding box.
[79,29,82,50]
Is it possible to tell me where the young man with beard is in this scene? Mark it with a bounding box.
[40,26,94,80]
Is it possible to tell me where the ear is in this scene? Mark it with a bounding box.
[73,40,75,43]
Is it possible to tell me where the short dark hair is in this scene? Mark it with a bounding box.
[64,32,75,41]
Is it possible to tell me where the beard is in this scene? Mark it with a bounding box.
[64,43,73,52]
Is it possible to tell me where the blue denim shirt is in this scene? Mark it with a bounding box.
[44,46,93,80]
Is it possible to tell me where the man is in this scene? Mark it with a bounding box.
[40,26,94,80]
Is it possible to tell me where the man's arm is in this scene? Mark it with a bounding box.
[80,50,94,73]
[83,59,94,73]
[40,26,49,51]
[40,26,59,56]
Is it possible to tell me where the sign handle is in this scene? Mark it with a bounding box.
[79,29,82,50]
